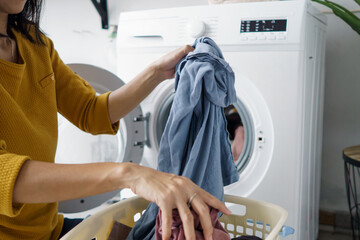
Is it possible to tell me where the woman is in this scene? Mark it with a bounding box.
[0,0,230,239]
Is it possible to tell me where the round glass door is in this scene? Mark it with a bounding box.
[151,70,274,197]
[152,80,255,175]
[154,96,254,174]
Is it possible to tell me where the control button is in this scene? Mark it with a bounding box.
[249,36,257,40]
[188,19,206,38]
[267,35,276,40]
[276,35,286,40]
[258,35,266,40]
[240,36,248,41]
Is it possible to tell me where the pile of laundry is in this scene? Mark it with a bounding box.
[107,219,262,240]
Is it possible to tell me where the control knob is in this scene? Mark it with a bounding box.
[188,19,206,38]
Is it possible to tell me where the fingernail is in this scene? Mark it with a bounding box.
[225,207,232,215]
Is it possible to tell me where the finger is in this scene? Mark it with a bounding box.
[183,44,194,54]
[178,201,196,240]
[161,207,173,240]
[174,45,194,60]
[190,197,214,240]
[199,190,231,215]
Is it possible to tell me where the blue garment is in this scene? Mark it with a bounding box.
[126,37,239,240]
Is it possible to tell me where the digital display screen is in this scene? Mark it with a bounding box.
[241,19,287,33]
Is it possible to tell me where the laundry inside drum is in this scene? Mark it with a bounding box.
[225,105,244,162]
[225,102,255,173]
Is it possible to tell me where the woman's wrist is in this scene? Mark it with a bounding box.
[147,62,164,84]
[113,162,142,191]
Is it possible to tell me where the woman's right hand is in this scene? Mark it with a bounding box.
[12,157,229,240]
[124,162,231,240]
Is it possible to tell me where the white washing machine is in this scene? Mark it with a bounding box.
[116,1,326,239]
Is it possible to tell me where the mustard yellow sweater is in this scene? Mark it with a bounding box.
[0,28,118,239]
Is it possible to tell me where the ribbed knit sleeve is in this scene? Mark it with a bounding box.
[46,38,119,135]
[0,140,28,217]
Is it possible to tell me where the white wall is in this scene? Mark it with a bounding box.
[313,1,360,212]
[41,0,360,213]
[41,0,208,74]
[41,0,118,73]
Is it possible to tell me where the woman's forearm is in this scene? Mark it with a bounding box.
[108,45,194,124]
[12,160,133,204]
[108,65,160,124]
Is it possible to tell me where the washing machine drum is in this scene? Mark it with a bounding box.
[56,64,145,213]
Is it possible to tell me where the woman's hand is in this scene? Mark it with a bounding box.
[150,45,194,83]
[125,163,231,240]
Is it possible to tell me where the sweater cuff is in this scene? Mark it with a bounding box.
[0,151,29,217]
[96,92,119,134]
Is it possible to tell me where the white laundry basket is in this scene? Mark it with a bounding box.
[60,194,293,240]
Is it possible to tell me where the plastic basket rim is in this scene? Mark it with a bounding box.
[61,194,288,240]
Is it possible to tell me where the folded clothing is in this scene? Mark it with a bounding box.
[155,207,230,240]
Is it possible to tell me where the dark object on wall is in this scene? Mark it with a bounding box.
[90,0,109,29]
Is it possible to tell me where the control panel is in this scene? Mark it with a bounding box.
[239,19,287,41]
[117,1,325,48]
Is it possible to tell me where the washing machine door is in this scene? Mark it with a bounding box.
[224,70,274,197]
[56,63,145,213]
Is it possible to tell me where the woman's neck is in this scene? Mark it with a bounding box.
[0,12,17,63]
[0,12,9,35]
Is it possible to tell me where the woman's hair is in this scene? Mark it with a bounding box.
[8,0,45,45]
